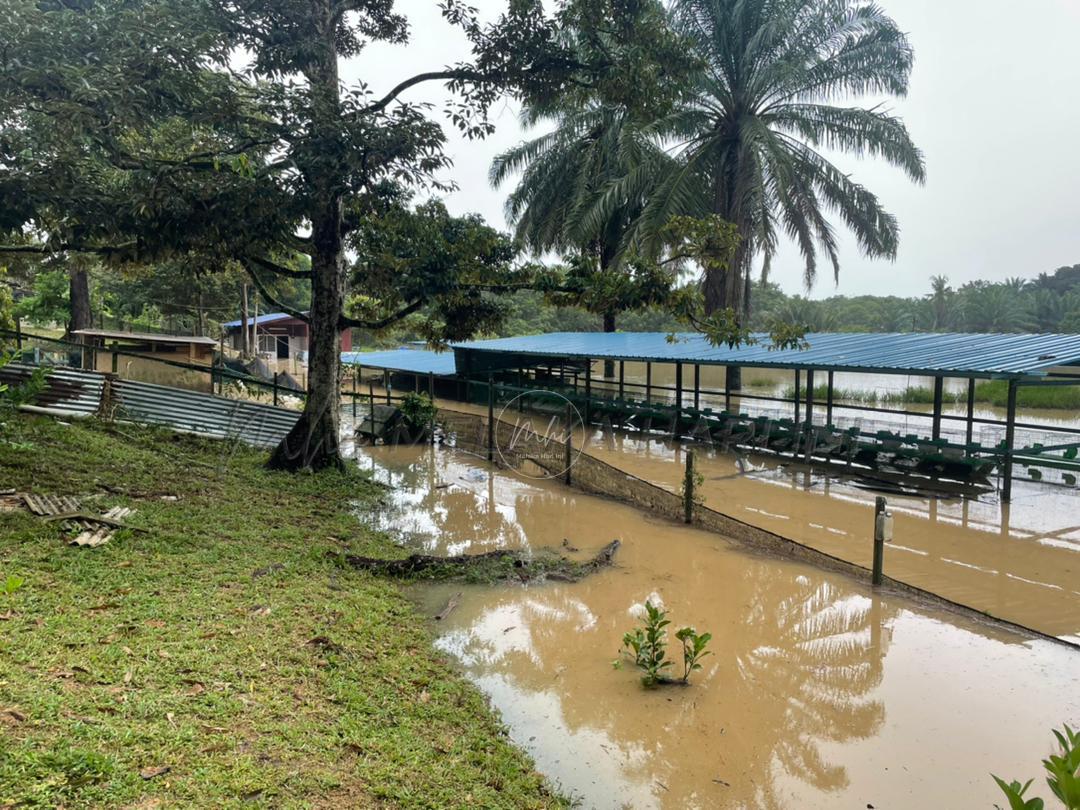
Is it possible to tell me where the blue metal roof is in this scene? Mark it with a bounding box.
[452,331,1080,378]
[222,312,297,329]
[341,349,457,376]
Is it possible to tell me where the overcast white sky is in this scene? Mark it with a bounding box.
[344,0,1080,300]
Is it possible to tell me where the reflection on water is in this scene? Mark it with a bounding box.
[358,444,1080,809]
[582,431,1080,642]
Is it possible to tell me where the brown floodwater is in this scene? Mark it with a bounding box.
[400,397,1080,642]
[354,442,1080,810]
[582,432,1080,643]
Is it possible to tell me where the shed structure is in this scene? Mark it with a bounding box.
[344,331,1080,500]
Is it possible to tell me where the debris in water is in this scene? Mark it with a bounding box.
[561,538,580,552]
[434,592,463,621]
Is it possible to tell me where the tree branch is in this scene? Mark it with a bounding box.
[0,242,135,257]
[362,70,484,115]
[243,260,310,324]
[249,255,312,279]
[339,298,425,330]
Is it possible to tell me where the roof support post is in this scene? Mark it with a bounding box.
[1002,379,1018,502]
[645,362,652,402]
[693,364,700,410]
[518,367,525,413]
[675,362,683,437]
[805,369,815,425]
[415,373,420,394]
[932,376,944,440]
[618,361,625,400]
[584,358,592,425]
[487,373,495,463]
[826,371,835,425]
[384,369,391,404]
[794,370,801,423]
[965,378,976,452]
[724,369,731,412]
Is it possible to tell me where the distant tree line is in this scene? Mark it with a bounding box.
[487,263,1080,337]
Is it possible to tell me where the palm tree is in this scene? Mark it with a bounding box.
[491,105,669,337]
[925,275,954,331]
[603,0,925,322]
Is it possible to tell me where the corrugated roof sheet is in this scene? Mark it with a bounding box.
[73,329,217,346]
[222,312,298,329]
[341,349,457,376]
[452,331,1080,378]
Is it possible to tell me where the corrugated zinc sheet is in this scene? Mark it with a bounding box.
[341,349,457,376]
[113,379,300,448]
[2,363,104,415]
[221,312,295,329]
[452,332,1080,378]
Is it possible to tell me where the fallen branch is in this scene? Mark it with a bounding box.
[338,540,621,583]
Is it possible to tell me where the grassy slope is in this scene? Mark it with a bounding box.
[0,414,561,809]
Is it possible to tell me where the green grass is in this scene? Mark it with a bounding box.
[0,414,563,809]
[974,380,1080,410]
[781,382,1080,409]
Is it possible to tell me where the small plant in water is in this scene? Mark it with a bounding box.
[619,601,711,687]
[993,725,1080,809]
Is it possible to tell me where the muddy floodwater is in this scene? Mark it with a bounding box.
[354,443,1080,810]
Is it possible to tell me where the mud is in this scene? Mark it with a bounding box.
[358,444,1080,810]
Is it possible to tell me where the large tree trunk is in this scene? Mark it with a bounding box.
[67,266,92,338]
[602,311,616,378]
[267,0,345,472]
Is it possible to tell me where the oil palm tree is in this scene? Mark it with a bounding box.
[598,0,925,321]
[491,104,674,338]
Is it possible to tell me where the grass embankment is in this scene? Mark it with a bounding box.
[0,414,562,809]
[781,382,1080,410]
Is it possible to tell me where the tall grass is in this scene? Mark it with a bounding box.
[975,380,1080,410]
[777,382,1080,409]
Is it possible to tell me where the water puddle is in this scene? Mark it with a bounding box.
[356,443,1080,809]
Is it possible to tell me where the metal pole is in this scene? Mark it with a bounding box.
[683,449,695,524]
[965,377,976,449]
[645,362,652,402]
[932,376,944,440]
[1002,379,1018,502]
[618,361,625,400]
[584,359,591,425]
[693,364,700,410]
[368,381,376,440]
[429,372,436,445]
[518,368,525,413]
[826,370,835,425]
[487,373,495,463]
[805,369,815,425]
[872,496,887,586]
[352,368,357,418]
[384,370,391,405]
[274,372,280,407]
[794,370,801,423]
[564,402,573,485]
[674,362,683,436]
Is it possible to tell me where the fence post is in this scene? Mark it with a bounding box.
[564,402,573,485]
[368,381,376,442]
[683,449,695,524]
[487,374,495,463]
[273,372,280,407]
[872,496,888,586]
[429,372,436,445]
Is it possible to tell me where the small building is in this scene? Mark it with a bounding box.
[222,313,353,361]
[73,329,217,367]
[72,329,219,392]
